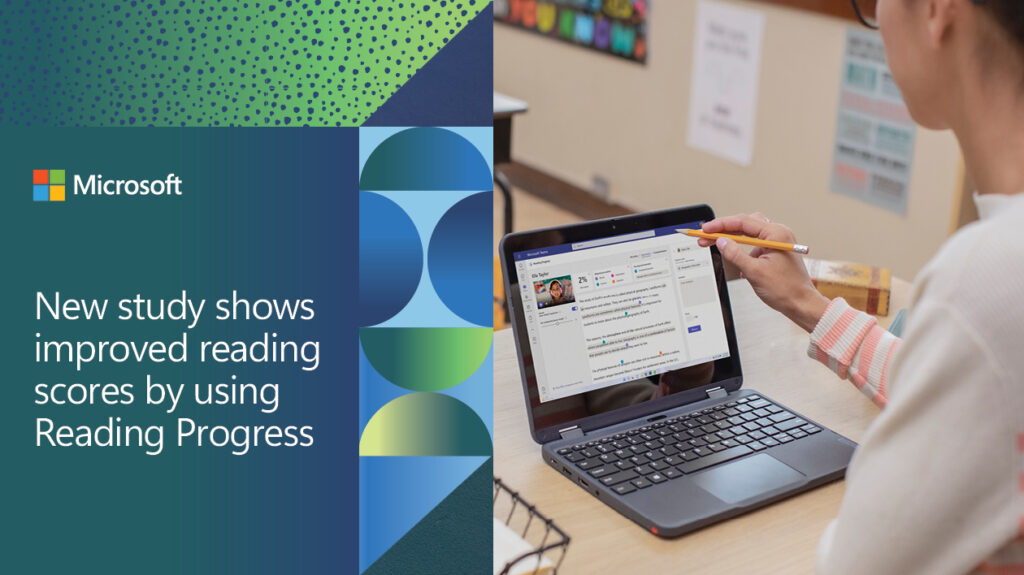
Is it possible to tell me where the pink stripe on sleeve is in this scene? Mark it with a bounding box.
[849,372,868,390]
[872,339,900,408]
[857,326,884,379]
[838,318,878,368]
[819,308,860,355]
[817,346,829,367]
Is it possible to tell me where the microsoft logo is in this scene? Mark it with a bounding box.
[33,170,66,202]
[31,169,183,200]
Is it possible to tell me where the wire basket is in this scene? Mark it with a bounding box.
[494,477,571,575]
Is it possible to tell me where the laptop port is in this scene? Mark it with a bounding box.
[562,466,573,477]
[578,478,590,489]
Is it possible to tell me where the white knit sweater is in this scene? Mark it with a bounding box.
[809,193,1024,574]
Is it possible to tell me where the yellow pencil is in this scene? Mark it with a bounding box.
[678,229,810,255]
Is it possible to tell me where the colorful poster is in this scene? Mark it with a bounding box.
[831,28,917,215]
[494,0,650,63]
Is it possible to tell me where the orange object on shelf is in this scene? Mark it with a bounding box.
[804,257,891,316]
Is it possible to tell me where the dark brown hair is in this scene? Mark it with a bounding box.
[983,0,1024,49]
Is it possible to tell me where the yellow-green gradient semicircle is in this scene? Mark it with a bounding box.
[359,393,492,456]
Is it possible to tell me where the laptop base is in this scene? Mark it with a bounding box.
[542,388,855,537]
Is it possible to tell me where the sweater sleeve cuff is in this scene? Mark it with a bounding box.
[807,298,878,379]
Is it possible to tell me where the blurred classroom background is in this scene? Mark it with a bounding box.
[492,0,975,292]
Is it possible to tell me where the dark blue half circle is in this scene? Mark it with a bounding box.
[359,192,423,326]
[359,128,492,192]
[428,192,493,327]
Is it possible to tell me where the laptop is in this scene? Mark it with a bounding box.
[499,204,856,537]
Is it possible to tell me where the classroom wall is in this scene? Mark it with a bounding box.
[494,0,964,280]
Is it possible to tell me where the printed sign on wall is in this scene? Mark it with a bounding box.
[830,28,916,215]
[686,0,765,167]
[494,0,650,63]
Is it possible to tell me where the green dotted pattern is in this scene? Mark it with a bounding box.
[0,0,484,126]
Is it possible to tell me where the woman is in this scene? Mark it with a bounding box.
[698,1,1024,573]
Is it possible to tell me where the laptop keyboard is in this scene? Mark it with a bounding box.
[556,395,822,496]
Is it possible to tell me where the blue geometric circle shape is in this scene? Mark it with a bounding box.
[359,127,492,191]
[359,192,423,326]
[428,192,493,327]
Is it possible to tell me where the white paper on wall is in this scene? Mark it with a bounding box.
[686,0,765,167]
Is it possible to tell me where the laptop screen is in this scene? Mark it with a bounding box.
[507,215,741,437]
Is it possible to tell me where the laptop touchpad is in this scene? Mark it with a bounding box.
[691,454,805,504]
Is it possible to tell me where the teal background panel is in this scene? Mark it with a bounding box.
[1,127,359,574]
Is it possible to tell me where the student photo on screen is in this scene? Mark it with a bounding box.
[548,279,568,305]
[534,276,575,309]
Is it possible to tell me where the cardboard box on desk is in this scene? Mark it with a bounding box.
[804,258,891,316]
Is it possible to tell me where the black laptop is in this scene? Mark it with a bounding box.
[499,204,856,537]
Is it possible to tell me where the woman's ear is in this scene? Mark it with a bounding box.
[926,0,959,48]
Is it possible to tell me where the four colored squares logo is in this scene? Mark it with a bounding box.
[33,170,66,202]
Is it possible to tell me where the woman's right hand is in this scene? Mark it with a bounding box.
[698,213,831,333]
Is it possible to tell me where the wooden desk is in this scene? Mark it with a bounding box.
[494,278,911,574]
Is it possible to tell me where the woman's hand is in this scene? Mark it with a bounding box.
[698,213,830,332]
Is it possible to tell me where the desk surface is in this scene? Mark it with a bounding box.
[494,91,529,118]
[494,278,911,574]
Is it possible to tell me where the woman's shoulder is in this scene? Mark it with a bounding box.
[913,207,1024,344]
[920,197,1024,279]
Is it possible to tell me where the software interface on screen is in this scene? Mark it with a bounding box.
[514,225,731,404]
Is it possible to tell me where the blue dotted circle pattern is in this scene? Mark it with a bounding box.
[0,0,483,127]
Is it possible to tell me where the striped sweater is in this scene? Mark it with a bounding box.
[812,193,1024,575]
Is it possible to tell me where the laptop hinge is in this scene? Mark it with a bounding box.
[706,386,728,400]
[558,425,584,440]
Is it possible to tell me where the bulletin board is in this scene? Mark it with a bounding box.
[494,0,649,64]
